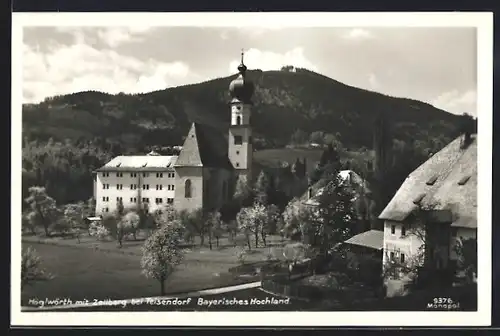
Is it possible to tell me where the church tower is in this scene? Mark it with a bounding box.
[228,50,254,184]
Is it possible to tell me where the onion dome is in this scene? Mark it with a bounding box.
[229,50,254,104]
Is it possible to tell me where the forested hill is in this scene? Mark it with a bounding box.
[22,67,466,207]
[23,67,462,154]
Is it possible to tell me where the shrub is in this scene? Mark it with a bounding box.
[89,222,110,241]
[21,247,53,289]
[236,248,247,265]
[265,247,278,261]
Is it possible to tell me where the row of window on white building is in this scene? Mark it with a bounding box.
[102,184,175,190]
[101,172,175,178]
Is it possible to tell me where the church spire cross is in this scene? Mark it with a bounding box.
[238,49,247,74]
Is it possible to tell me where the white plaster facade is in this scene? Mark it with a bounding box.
[95,155,177,215]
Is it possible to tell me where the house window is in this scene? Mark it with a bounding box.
[172,185,175,190]
[234,135,243,145]
[116,172,123,177]
[185,179,192,198]
[117,184,123,190]
[102,184,110,189]
[236,116,241,125]
[130,173,137,178]
[401,226,406,237]
[156,172,163,178]
[390,252,395,261]
[167,198,174,204]
[400,253,405,263]
[142,198,149,203]
[458,175,471,186]
[155,198,163,204]
[236,163,240,167]
[102,196,109,202]
[116,197,122,202]
[168,172,175,178]
[143,184,150,190]
[105,207,109,213]
[426,174,438,186]
[102,172,109,177]
[236,150,240,155]
[391,225,396,235]
[143,172,149,178]
[156,184,163,190]
[413,193,426,205]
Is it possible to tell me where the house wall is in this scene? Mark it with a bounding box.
[95,170,176,215]
[382,220,475,297]
[174,166,204,213]
[382,219,425,273]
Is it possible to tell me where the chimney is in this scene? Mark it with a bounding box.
[460,113,475,149]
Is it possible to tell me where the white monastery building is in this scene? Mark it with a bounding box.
[94,151,177,214]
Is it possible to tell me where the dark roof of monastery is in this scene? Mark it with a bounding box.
[379,133,477,229]
[344,229,384,250]
[174,122,234,170]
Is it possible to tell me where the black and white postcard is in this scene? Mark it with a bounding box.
[11,12,493,327]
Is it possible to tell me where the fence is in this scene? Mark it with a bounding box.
[261,274,373,303]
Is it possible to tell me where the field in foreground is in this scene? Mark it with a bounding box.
[20,239,477,312]
[20,241,272,306]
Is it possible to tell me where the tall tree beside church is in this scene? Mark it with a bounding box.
[233,175,253,206]
[371,110,393,230]
[254,170,270,205]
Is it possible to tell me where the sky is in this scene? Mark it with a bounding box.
[22,26,477,116]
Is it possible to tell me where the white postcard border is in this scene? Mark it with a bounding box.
[11,11,493,327]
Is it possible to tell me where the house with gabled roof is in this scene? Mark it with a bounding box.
[378,131,477,295]
[301,170,376,234]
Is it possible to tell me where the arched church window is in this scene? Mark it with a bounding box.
[185,179,192,198]
[236,116,241,125]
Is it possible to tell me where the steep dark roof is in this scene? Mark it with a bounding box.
[379,134,477,229]
[174,123,233,170]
